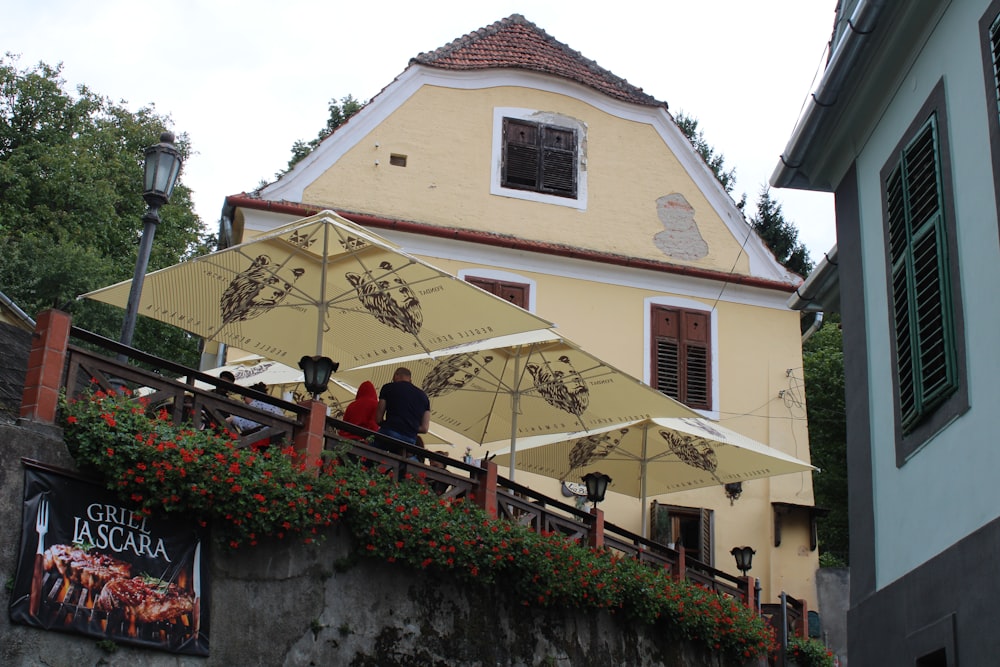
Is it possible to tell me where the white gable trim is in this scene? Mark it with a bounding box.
[260,65,796,284]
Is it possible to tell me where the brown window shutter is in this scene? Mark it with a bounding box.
[503,118,540,189]
[501,117,577,198]
[651,305,712,410]
[683,311,711,410]
[464,276,529,309]
[700,508,714,566]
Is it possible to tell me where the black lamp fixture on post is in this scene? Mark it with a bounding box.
[298,355,339,400]
[118,132,183,358]
[724,482,743,505]
[581,472,612,509]
[730,545,756,576]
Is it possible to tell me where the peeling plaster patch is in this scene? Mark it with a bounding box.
[653,193,708,260]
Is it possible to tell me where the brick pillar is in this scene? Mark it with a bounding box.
[294,399,327,470]
[743,576,756,611]
[20,309,71,424]
[587,507,605,548]
[474,460,498,518]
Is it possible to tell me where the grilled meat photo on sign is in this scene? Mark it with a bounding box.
[42,543,194,624]
[96,576,195,624]
[42,543,131,591]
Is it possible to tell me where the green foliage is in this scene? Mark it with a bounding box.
[788,635,836,667]
[803,316,848,565]
[61,388,778,662]
[675,112,814,277]
[0,54,214,367]
[749,187,814,277]
[282,94,365,174]
[96,639,118,654]
[674,111,737,195]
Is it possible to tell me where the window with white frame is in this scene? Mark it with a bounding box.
[492,108,587,209]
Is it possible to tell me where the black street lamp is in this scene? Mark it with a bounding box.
[118,132,183,357]
[299,355,339,400]
[731,545,756,576]
[582,472,612,508]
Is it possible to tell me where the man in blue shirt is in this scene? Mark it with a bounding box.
[376,367,430,447]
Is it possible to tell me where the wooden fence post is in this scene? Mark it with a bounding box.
[587,507,605,548]
[20,309,71,424]
[474,460,498,518]
[675,545,686,582]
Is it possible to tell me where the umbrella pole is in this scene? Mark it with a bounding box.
[640,427,649,539]
[316,223,329,357]
[508,347,522,482]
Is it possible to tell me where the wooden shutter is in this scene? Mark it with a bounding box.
[649,500,672,545]
[502,117,577,198]
[990,15,1000,120]
[651,306,711,410]
[465,277,529,309]
[503,118,540,189]
[700,508,714,567]
[540,125,577,196]
[886,115,958,434]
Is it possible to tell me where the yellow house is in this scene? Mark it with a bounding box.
[221,15,820,611]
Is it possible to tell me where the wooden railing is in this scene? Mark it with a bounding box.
[19,309,756,610]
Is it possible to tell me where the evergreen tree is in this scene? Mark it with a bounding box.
[749,187,814,277]
[802,316,848,565]
[674,111,738,196]
[282,94,365,174]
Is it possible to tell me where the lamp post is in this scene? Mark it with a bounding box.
[299,355,339,400]
[118,132,183,359]
[582,472,612,509]
[730,545,755,576]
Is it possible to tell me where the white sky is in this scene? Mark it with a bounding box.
[5,0,839,263]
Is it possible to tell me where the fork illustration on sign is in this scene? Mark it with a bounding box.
[29,497,49,617]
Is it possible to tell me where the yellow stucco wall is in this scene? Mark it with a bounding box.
[302,85,751,277]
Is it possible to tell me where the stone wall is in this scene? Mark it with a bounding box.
[0,423,754,667]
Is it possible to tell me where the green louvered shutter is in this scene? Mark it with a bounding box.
[886,114,959,434]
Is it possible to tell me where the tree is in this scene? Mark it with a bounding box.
[675,112,812,276]
[748,187,813,277]
[282,94,365,174]
[802,315,848,566]
[674,111,738,198]
[0,54,213,367]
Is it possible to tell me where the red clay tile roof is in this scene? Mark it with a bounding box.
[412,14,666,108]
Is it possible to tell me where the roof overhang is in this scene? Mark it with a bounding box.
[770,1,945,192]
[787,245,839,314]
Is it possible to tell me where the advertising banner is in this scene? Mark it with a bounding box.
[9,462,210,656]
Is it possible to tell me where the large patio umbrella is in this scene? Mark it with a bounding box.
[81,210,555,371]
[338,332,700,479]
[489,416,815,532]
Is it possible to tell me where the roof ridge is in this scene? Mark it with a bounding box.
[411,14,665,108]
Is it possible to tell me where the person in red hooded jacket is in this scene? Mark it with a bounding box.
[338,380,380,441]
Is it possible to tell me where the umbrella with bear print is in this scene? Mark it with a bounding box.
[81,210,555,371]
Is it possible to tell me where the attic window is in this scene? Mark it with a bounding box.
[502,117,577,198]
[390,154,407,167]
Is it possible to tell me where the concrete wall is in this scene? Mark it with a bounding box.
[1,423,754,667]
[815,567,849,666]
